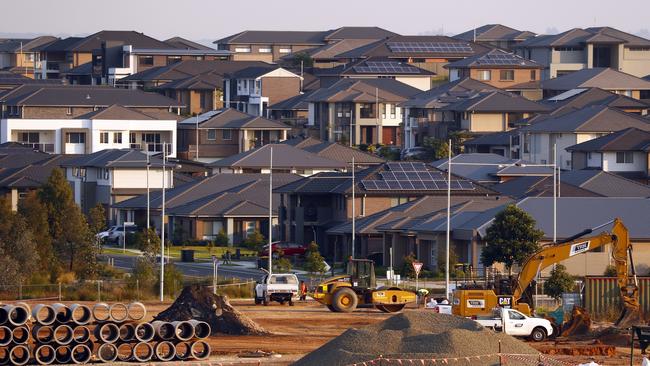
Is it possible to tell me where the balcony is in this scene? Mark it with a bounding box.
[17,142,55,153]
[129,142,172,155]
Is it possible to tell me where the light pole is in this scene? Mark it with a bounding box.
[195,114,199,161]
[268,147,273,275]
[351,156,355,259]
[445,139,451,299]
[146,146,150,233]
[212,255,219,295]
[160,142,167,302]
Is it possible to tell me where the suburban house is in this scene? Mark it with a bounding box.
[208,143,346,175]
[306,78,421,146]
[213,27,397,62]
[567,127,650,180]
[62,149,174,223]
[540,87,650,116]
[113,173,302,244]
[314,58,435,90]
[463,130,520,158]
[176,108,290,162]
[281,39,388,69]
[0,36,58,78]
[540,67,650,99]
[0,71,63,90]
[517,105,650,170]
[267,91,312,129]
[0,86,182,155]
[454,24,536,50]
[445,48,544,100]
[283,136,386,167]
[515,27,650,79]
[224,66,302,116]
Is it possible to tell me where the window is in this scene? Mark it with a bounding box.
[555,46,584,51]
[194,56,204,61]
[138,56,154,66]
[207,129,216,140]
[616,151,634,164]
[499,70,515,81]
[202,221,223,239]
[100,132,109,144]
[359,103,376,118]
[130,132,136,144]
[66,107,73,116]
[113,132,122,144]
[66,132,85,144]
[530,70,537,80]
[259,47,272,53]
[629,47,650,51]
[508,310,526,320]
[234,47,251,53]
[166,56,182,65]
[278,47,292,54]
[246,221,256,236]
[477,70,491,81]
[222,129,232,140]
[103,169,109,180]
[20,132,39,143]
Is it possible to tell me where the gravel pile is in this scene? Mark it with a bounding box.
[293,312,538,366]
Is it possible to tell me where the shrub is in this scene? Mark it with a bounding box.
[603,265,617,277]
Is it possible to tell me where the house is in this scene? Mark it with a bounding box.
[283,136,386,167]
[113,173,301,244]
[62,149,175,223]
[267,91,312,129]
[540,68,650,99]
[463,130,520,158]
[454,24,536,50]
[431,153,553,184]
[176,108,290,162]
[0,36,58,78]
[445,48,544,100]
[566,127,650,179]
[517,105,650,170]
[0,71,63,90]
[539,87,650,116]
[163,37,215,51]
[281,39,387,69]
[213,27,397,62]
[208,143,346,175]
[306,78,421,146]
[0,86,182,155]
[515,27,650,79]
[275,161,500,261]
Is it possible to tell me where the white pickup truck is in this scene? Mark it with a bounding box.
[254,273,299,306]
[475,308,554,341]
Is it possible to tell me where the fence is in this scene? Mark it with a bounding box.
[584,276,650,319]
[345,353,573,366]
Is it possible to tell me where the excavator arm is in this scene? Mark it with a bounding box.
[512,218,640,327]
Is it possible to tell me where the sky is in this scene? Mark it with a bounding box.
[2,0,649,44]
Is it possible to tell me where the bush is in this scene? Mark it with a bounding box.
[543,264,574,300]
[603,265,617,277]
[214,229,229,246]
[159,264,185,299]
[242,231,266,251]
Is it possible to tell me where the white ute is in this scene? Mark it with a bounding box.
[254,273,299,306]
[474,308,554,341]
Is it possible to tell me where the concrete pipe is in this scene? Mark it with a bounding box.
[91,302,110,322]
[14,302,31,318]
[11,325,30,344]
[72,325,91,343]
[31,304,56,326]
[9,344,30,366]
[188,319,211,339]
[109,303,128,322]
[151,321,175,340]
[154,341,176,361]
[0,347,9,366]
[0,307,7,326]
[32,325,54,344]
[132,342,154,362]
[171,320,195,341]
[190,340,211,360]
[174,341,191,361]
[134,322,155,342]
[70,344,92,364]
[118,322,135,342]
[69,304,92,325]
[0,325,12,346]
[94,322,119,343]
[115,343,133,362]
[96,343,118,363]
[34,345,56,365]
[54,346,72,365]
[53,324,73,345]
[2,305,29,326]
[126,302,146,321]
[51,303,72,323]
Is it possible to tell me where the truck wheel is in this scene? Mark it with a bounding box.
[326,305,336,312]
[332,288,358,313]
[376,304,405,313]
[289,299,294,306]
[531,327,546,342]
[254,297,261,305]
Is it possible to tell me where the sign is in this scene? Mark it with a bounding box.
[497,296,513,308]
[211,255,219,265]
[569,241,590,256]
[124,221,135,226]
[412,261,423,276]
[466,299,486,308]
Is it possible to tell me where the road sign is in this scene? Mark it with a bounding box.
[212,255,219,265]
[412,261,423,276]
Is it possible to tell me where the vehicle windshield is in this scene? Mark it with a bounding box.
[269,275,298,285]
[508,310,526,320]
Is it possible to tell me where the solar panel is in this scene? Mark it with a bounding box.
[387,42,474,54]
[386,162,428,172]
[360,179,474,191]
[477,53,527,66]
[353,61,421,74]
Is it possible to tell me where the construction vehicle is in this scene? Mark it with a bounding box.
[313,258,416,313]
[453,218,641,330]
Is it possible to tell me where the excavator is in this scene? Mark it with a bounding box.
[452,218,641,333]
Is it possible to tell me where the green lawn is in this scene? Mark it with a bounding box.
[101,245,256,260]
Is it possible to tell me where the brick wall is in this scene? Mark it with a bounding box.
[261,77,301,105]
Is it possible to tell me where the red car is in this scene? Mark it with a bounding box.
[258,242,308,257]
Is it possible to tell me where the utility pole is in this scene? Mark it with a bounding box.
[351,157,356,259]
[268,147,273,275]
[160,143,167,302]
[195,114,199,161]
[553,143,557,243]
[146,146,150,233]
[445,139,452,299]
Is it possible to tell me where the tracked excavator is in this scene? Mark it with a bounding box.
[452,218,641,334]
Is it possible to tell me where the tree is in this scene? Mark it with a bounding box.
[275,251,292,272]
[214,229,229,247]
[243,230,266,251]
[481,205,544,275]
[88,203,107,236]
[423,137,450,160]
[401,253,417,278]
[0,198,39,284]
[304,241,326,277]
[603,265,617,277]
[543,264,574,300]
[18,191,55,274]
[292,52,313,68]
[134,228,161,261]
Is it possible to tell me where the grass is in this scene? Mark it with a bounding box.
[101,245,256,260]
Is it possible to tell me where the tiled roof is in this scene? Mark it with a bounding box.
[61,149,169,169]
[163,37,214,50]
[120,60,271,83]
[215,30,329,45]
[541,68,650,91]
[520,105,650,133]
[74,104,178,120]
[454,24,536,42]
[207,144,346,170]
[335,35,491,59]
[431,154,553,183]
[517,27,650,48]
[566,127,650,152]
[441,90,548,112]
[0,36,58,52]
[282,137,385,166]
[179,108,290,130]
[445,48,541,69]
[400,77,499,108]
[306,78,421,103]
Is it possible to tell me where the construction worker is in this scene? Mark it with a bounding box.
[224,250,232,265]
[299,280,308,301]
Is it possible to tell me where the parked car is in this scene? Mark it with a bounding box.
[258,242,308,258]
[106,225,139,244]
[96,226,118,241]
[254,273,299,306]
[474,308,554,341]
[401,147,429,160]
[425,298,452,314]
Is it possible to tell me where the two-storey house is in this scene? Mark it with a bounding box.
[0,36,58,78]
[453,24,536,50]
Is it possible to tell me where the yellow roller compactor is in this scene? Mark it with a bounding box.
[313,259,416,313]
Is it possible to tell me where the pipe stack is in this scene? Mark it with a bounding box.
[0,301,211,364]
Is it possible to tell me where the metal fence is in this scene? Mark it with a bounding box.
[584,276,650,319]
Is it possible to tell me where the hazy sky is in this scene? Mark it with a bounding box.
[2,0,649,43]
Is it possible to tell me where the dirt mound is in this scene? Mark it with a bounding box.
[155,285,267,335]
[293,311,538,366]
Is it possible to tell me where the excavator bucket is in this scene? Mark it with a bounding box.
[615,305,642,328]
[561,306,592,337]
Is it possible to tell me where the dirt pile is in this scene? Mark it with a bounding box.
[293,312,538,366]
[155,285,267,335]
